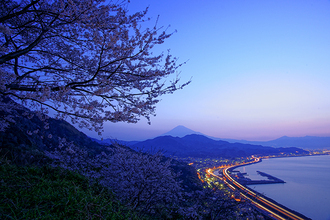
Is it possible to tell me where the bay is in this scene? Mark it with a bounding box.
[234,155,330,220]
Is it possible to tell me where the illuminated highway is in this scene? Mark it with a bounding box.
[207,158,310,220]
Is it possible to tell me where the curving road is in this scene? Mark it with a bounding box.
[208,158,310,220]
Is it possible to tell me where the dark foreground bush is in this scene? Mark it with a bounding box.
[0,161,137,220]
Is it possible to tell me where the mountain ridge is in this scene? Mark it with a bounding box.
[160,125,204,137]
[159,126,330,150]
[93,125,330,150]
[131,134,308,158]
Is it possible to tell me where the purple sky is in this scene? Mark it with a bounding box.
[85,0,330,141]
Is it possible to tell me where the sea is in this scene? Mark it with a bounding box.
[233,155,330,220]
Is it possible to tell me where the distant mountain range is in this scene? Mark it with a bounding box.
[234,136,330,150]
[94,125,330,151]
[131,134,308,158]
[160,125,204,137]
[159,125,330,150]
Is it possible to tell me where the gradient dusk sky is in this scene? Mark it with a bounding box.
[86,0,330,141]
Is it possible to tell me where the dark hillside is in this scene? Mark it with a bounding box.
[132,134,309,158]
[0,101,282,219]
[0,101,201,193]
[0,99,109,165]
[0,163,133,220]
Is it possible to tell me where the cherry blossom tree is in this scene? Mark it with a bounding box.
[0,0,189,133]
[45,140,261,219]
[45,141,182,218]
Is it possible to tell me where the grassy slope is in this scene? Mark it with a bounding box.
[0,161,138,220]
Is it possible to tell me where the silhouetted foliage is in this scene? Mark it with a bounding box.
[0,0,189,133]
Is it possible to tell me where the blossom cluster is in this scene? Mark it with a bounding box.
[45,138,263,219]
[45,139,182,217]
[0,0,190,133]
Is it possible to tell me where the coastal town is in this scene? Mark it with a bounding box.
[174,150,330,219]
[176,149,329,188]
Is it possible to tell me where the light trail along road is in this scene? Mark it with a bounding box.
[207,158,311,220]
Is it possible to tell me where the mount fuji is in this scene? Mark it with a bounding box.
[160,125,204,137]
[158,126,330,150]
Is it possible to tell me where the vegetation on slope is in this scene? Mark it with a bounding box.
[0,102,268,219]
[0,159,137,220]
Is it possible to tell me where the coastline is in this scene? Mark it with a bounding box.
[234,154,330,220]
[219,160,311,220]
[225,158,312,220]
[244,184,312,220]
[261,151,330,160]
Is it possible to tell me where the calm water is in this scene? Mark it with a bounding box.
[234,155,330,220]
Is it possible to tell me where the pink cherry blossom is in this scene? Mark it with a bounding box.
[0,0,190,132]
